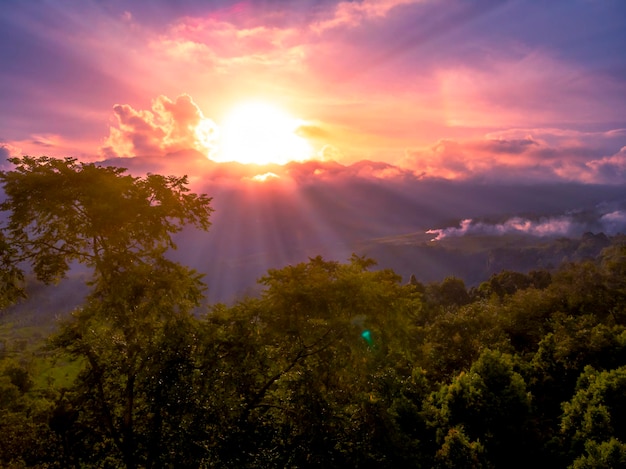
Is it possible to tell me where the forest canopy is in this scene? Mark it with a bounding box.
[1,157,626,468]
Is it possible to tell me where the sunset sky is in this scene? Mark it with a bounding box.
[1,0,626,184]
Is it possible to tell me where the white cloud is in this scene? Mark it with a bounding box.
[427,204,626,241]
[600,209,626,234]
[427,216,575,241]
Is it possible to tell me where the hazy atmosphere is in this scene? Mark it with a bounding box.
[2,0,626,301]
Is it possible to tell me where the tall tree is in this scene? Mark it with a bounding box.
[193,255,425,467]
[0,231,25,310]
[427,350,534,468]
[0,156,213,468]
[0,156,212,285]
[561,366,626,467]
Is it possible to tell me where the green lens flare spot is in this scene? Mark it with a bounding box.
[361,329,373,345]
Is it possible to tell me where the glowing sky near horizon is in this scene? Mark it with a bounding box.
[1,0,626,183]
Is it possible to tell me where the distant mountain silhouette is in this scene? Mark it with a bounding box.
[2,174,625,312]
[173,177,626,303]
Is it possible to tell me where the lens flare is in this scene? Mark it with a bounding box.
[361,329,373,345]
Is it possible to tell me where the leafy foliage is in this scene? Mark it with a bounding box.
[2,157,626,467]
[1,156,213,468]
[0,156,212,285]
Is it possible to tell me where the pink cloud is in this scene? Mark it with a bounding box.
[434,50,626,129]
[3,0,626,181]
[400,129,626,184]
[94,90,626,187]
[101,94,218,158]
[584,147,626,184]
[313,0,420,32]
[13,3,619,188]
[153,16,305,75]
[347,160,413,180]
[0,135,98,163]
[113,2,624,170]
[94,88,626,186]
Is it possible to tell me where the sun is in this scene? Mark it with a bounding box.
[214,101,314,165]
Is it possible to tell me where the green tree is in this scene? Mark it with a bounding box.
[0,156,213,468]
[477,270,533,300]
[550,261,612,318]
[600,241,626,323]
[0,156,212,285]
[561,366,626,466]
[420,300,510,380]
[499,286,558,353]
[0,231,25,309]
[0,358,59,467]
[193,255,426,467]
[428,350,534,468]
[51,261,205,467]
[434,426,486,469]
[571,438,626,469]
[425,276,471,309]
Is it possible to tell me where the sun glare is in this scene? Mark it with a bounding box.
[215,101,313,165]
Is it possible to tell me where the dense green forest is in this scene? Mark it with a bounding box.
[2,157,626,468]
